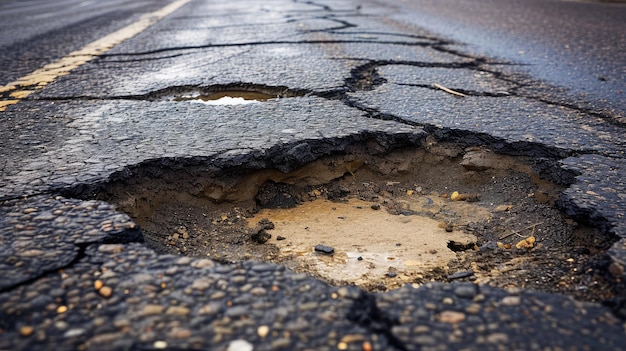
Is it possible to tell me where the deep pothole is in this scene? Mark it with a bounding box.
[94,138,619,300]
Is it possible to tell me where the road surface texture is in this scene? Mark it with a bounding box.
[1,0,625,350]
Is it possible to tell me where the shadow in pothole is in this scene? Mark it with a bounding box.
[86,137,619,300]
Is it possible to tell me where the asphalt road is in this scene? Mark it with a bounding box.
[372,0,626,115]
[1,0,626,350]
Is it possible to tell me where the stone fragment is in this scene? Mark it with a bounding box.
[515,236,535,249]
[251,230,271,244]
[460,150,497,171]
[494,205,512,212]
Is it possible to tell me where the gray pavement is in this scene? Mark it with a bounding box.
[1,0,625,350]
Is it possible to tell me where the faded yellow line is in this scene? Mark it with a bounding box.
[0,0,191,111]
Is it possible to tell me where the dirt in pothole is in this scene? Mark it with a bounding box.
[98,140,620,302]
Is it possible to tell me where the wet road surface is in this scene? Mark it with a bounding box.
[1,0,625,350]
[374,0,626,115]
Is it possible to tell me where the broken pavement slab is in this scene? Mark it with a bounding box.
[0,196,141,292]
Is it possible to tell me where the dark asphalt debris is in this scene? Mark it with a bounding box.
[314,244,335,255]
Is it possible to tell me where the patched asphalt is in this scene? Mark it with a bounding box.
[1,0,625,350]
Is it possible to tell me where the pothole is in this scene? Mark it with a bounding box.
[175,90,278,105]
[94,137,619,300]
[148,83,309,104]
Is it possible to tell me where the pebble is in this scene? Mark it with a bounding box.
[169,328,192,339]
[54,321,69,330]
[454,284,477,298]
[414,335,436,345]
[198,302,221,315]
[142,304,165,316]
[501,296,521,306]
[97,244,124,254]
[94,280,103,290]
[250,287,267,296]
[486,333,509,343]
[98,286,112,298]
[63,328,85,338]
[340,334,366,343]
[211,291,226,300]
[87,332,119,345]
[270,338,291,349]
[225,306,248,318]
[153,341,168,349]
[19,249,44,257]
[438,311,466,324]
[166,306,190,316]
[257,325,270,338]
[19,326,34,337]
[191,278,212,290]
[227,339,253,351]
[191,259,214,269]
[465,303,482,314]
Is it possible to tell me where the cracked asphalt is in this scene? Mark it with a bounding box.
[1,0,625,350]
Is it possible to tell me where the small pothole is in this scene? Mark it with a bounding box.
[94,138,619,300]
[175,91,277,105]
[148,83,309,104]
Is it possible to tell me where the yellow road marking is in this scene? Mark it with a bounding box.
[0,0,191,111]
